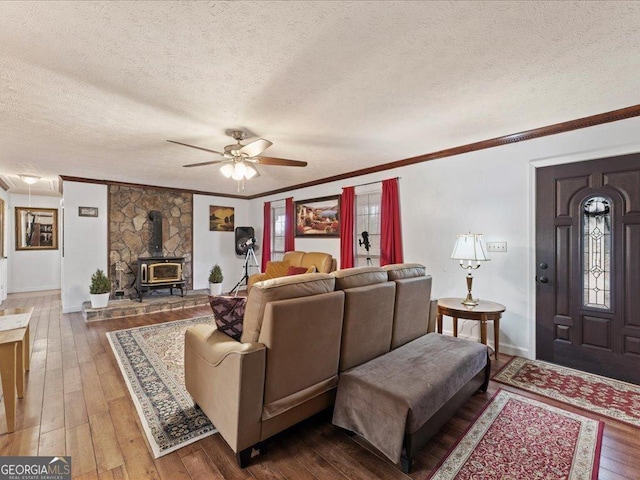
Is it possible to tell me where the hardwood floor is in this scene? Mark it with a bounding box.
[0,290,638,479]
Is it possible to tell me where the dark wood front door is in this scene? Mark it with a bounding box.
[536,153,640,384]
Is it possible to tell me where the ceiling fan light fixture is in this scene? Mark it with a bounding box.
[19,174,41,185]
[220,162,235,178]
[231,162,247,181]
[244,164,258,179]
[174,129,306,189]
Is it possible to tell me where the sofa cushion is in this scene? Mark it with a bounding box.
[339,281,396,372]
[300,252,333,273]
[286,265,315,276]
[333,333,488,463]
[383,263,426,280]
[209,295,247,341]
[241,273,336,343]
[282,251,305,266]
[263,261,291,280]
[332,266,388,290]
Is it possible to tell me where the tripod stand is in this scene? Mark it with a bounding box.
[230,247,260,296]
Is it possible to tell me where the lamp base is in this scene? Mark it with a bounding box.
[461,293,478,307]
[461,271,478,306]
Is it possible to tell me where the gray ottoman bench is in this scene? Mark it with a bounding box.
[332,333,490,473]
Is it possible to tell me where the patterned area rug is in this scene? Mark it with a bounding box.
[493,356,640,428]
[427,389,603,480]
[107,316,217,458]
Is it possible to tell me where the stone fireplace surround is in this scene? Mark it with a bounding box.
[108,184,193,299]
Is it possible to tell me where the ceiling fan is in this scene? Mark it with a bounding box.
[167,130,307,187]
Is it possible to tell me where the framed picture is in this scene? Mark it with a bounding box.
[210,206,235,232]
[295,195,340,237]
[78,206,98,217]
[15,207,58,250]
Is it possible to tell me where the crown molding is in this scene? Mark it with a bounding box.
[58,175,247,200]
[247,103,640,199]
[61,104,640,200]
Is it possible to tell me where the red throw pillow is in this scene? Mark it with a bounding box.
[209,295,246,341]
[287,266,309,276]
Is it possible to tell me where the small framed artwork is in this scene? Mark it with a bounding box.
[78,206,99,217]
[295,195,340,237]
[15,207,59,250]
[210,206,235,232]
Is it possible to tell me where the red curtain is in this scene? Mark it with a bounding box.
[381,178,404,266]
[285,197,295,252]
[340,186,355,268]
[261,202,271,271]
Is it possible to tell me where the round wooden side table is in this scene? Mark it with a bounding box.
[436,298,506,359]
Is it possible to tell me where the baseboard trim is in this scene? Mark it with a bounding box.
[62,304,82,313]
[9,285,61,294]
[440,330,531,359]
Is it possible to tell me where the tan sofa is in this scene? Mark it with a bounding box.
[185,263,484,470]
[246,251,336,290]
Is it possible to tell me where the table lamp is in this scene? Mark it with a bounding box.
[451,233,490,306]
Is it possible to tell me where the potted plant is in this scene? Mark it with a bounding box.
[209,264,223,295]
[89,269,111,308]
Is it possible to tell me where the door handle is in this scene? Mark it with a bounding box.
[538,276,549,284]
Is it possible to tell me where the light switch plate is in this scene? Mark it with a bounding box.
[487,241,507,252]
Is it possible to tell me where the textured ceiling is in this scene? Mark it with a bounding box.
[1,1,639,197]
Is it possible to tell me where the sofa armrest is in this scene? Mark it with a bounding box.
[186,327,264,365]
[185,325,266,452]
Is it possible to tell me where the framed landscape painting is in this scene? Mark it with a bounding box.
[295,195,340,237]
[210,206,234,232]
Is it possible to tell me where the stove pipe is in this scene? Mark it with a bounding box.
[149,210,163,257]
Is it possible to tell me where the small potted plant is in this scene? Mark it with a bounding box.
[209,264,223,296]
[89,269,111,308]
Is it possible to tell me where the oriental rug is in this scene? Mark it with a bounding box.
[107,316,217,458]
[427,389,603,480]
[493,356,640,428]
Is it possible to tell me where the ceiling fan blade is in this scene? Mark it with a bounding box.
[239,138,273,157]
[182,160,225,168]
[256,156,308,167]
[167,140,226,156]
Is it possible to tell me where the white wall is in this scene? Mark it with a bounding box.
[8,193,62,293]
[193,194,251,293]
[249,116,640,359]
[61,182,108,313]
[60,185,251,311]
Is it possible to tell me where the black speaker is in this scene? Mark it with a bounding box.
[235,226,255,255]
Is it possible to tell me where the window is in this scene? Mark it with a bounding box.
[355,191,381,266]
[582,196,611,309]
[271,204,286,261]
